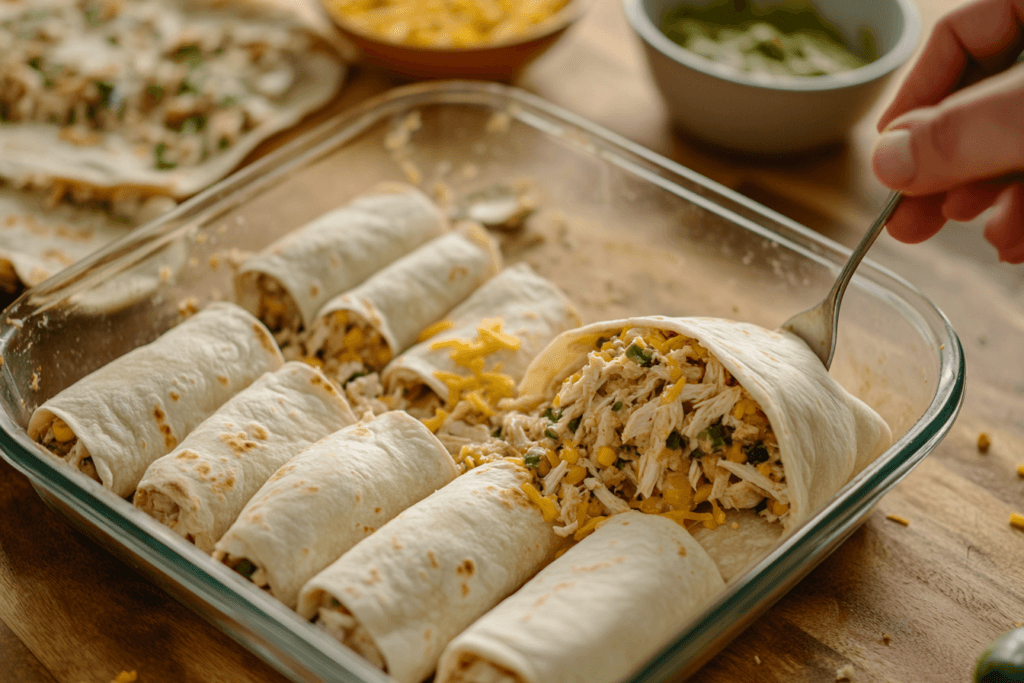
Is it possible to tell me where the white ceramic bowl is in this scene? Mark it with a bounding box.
[623,0,921,154]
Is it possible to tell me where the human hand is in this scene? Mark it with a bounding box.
[870,0,1024,263]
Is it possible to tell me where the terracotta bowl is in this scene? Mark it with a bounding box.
[320,0,590,81]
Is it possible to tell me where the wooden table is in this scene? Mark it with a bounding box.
[4,1,1024,682]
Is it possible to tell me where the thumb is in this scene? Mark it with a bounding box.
[871,65,1024,195]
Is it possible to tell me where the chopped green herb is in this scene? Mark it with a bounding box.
[543,407,563,422]
[93,80,115,107]
[625,343,654,367]
[27,56,42,71]
[744,442,771,464]
[698,423,731,450]
[83,5,101,25]
[491,427,502,438]
[218,137,230,150]
[153,142,176,170]
[612,401,623,412]
[234,559,256,580]
[220,95,239,107]
[544,428,558,440]
[342,370,368,387]
[106,35,118,45]
[146,84,165,103]
[666,430,684,450]
[524,452,541,468]
[568,416,582,432]
[615,458,628,469]
[174,114,207,135]
[173,44,204,69]
[178,78,201,95]
[329,597,341,608]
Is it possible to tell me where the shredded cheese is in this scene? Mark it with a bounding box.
[1010,513,1024,531]
[885,514,910,526]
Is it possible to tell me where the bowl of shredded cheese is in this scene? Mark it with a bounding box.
[321,0,590,80]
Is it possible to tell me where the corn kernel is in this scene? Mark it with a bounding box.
[545,449,560,467]
[52,418,75,443]
[560,447,580,465]
[596,446,617,468]
[538,458,551,477]
[693,483,713,505]
[564,465,587,486]
[575,501,589,528]
[772,500,790,517]
[1011,513,1024,531]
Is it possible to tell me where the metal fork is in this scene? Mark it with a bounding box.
[781,190,904,369]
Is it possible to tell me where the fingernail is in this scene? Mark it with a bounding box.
[872,129,916,186]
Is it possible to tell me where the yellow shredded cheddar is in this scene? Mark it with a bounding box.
[417,319,454,342]
[522,482,557,522]
[885,514,910,526]
[422,408,448,433]
[1010,513,1024,531]
[660,376,687,404]
[51,418,75,443]
[573,515,607,541]
[1018,465,1024,478]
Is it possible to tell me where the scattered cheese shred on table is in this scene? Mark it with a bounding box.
[978,432,992,454]
[1010,513,1024,531]
[753,655,762,665]
[886,514,910,526]
[1016,465,1024,478]
[112,672,137,683]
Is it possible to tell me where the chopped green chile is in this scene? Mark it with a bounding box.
[544,428,558,440]
[699,423,731,450]
[744,442,770,464]
[543,407,562,422]
[612,401,623,411]
[153,143,176,170]
[626,344,654,367]
[524,452,542,469]
[666,430,684,450]
[568,416,582,432]
[234,559,257,580]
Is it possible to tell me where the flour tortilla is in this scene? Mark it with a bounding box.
[381,263,581,403]
[296,460,563,683]
[691,509,785,583]
[436,512,726,683]
[309,224,501,360]
[518,316,892,530]
[235,186,449,330]
[213,410,458,608]
[28,302,284,497]
[0,0,346,199]
[133,362,357,552]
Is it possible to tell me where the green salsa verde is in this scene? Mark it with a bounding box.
[661,0,876,78]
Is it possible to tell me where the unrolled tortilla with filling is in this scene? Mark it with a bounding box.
[514,316,891,535]
[28,302,283,497]
[300,224,501,385]
[235,185,448,333]
[436,512,725,683]
[296,460,563,683]
[213,410,458,608]
[0,0,347,199]
[381,263,581,413]
[134,362,357,552]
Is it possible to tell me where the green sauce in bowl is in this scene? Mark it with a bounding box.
[661,0,875,77]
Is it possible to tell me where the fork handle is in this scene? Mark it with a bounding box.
[826,190,904,309]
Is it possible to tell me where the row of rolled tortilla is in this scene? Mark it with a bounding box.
[261,315,892,683]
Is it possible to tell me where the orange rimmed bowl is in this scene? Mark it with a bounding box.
[320,0,591,81]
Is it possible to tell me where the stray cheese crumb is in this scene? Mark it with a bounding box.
[836,664,855,681]
[885,514,910,526]
[1010,513,1024,531]
[754,655,761,665]
[1017,465,1024,478]
[882,633,892,646]
[978,432,992,454]
[112,672,138,683]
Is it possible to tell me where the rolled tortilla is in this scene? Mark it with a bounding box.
[0,0,346,199]
[133,362,357,552]
[302,224,501,384]
[517,316,892,531]
[435,512,725,683]
[691,509,784,583]
[213,410,458,608]
[296,460,563,683]
[381,263,581,407]
[28,302,283,497]
[235,186,448,332]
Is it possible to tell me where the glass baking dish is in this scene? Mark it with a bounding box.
[0,81,963,683]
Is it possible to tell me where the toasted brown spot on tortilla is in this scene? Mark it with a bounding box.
[461,582,470,597]
[219,431,259,455]
[196,463,211,476]
[457,559,475,577]
[169,391,180,401]
[269,464,296,482]
[251,423,269,440]
[176,450,199,460]
[310,284,320,297]
[374,507,382,514]
[310,374,323,385]
[212,475,235,494]
[154,406,165,420]
[349,427,371,437]
[253,323,276,354]
[305,485,319,493]
[355,492,362,503]
[392,537,403,551]
[217,375,230,386]
[678,543,687,556]
[428,551,439,568]
[364,568,382,585]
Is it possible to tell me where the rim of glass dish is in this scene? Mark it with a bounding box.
[0,81,965,683]
[621,0,923,93]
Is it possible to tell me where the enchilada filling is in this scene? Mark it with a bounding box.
[36,414,100,481]
[311,596,386,671]
[290,310,393,388]
[510,326,788,537]
[1,0,321,172]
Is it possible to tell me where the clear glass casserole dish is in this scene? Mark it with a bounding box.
[0,81,964,683]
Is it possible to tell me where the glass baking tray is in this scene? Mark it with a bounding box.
[0,81,964,683]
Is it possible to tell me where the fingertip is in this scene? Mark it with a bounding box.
[871,129,916,189]
[885,195,947,244]
[983,184,1024,255]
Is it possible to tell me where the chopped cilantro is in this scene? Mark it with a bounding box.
[744,442,771,464]
[491,427,502,439]
[329,597,341,608]
[612,401,623,412]
[173,44,204,69]
[698,423,731,450]
[342,370,368,388]
[106,35,118,45]
[146,84,165,103]
[615,458,628,469]
[234,559,256,580]
[524,452,541,468]
[543,407,562,422]
[153,143,176,170]
[666,430,684,450]
[220,95,239,107]
[178,78,201,95]
[218,136,230,150]
[625,343,653,367]
[544,428,558,440]
[83,5,101,25]
[173,114,206,135]
[93,80,114,107]
[568,416,581,432]
[27,56,42,71]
